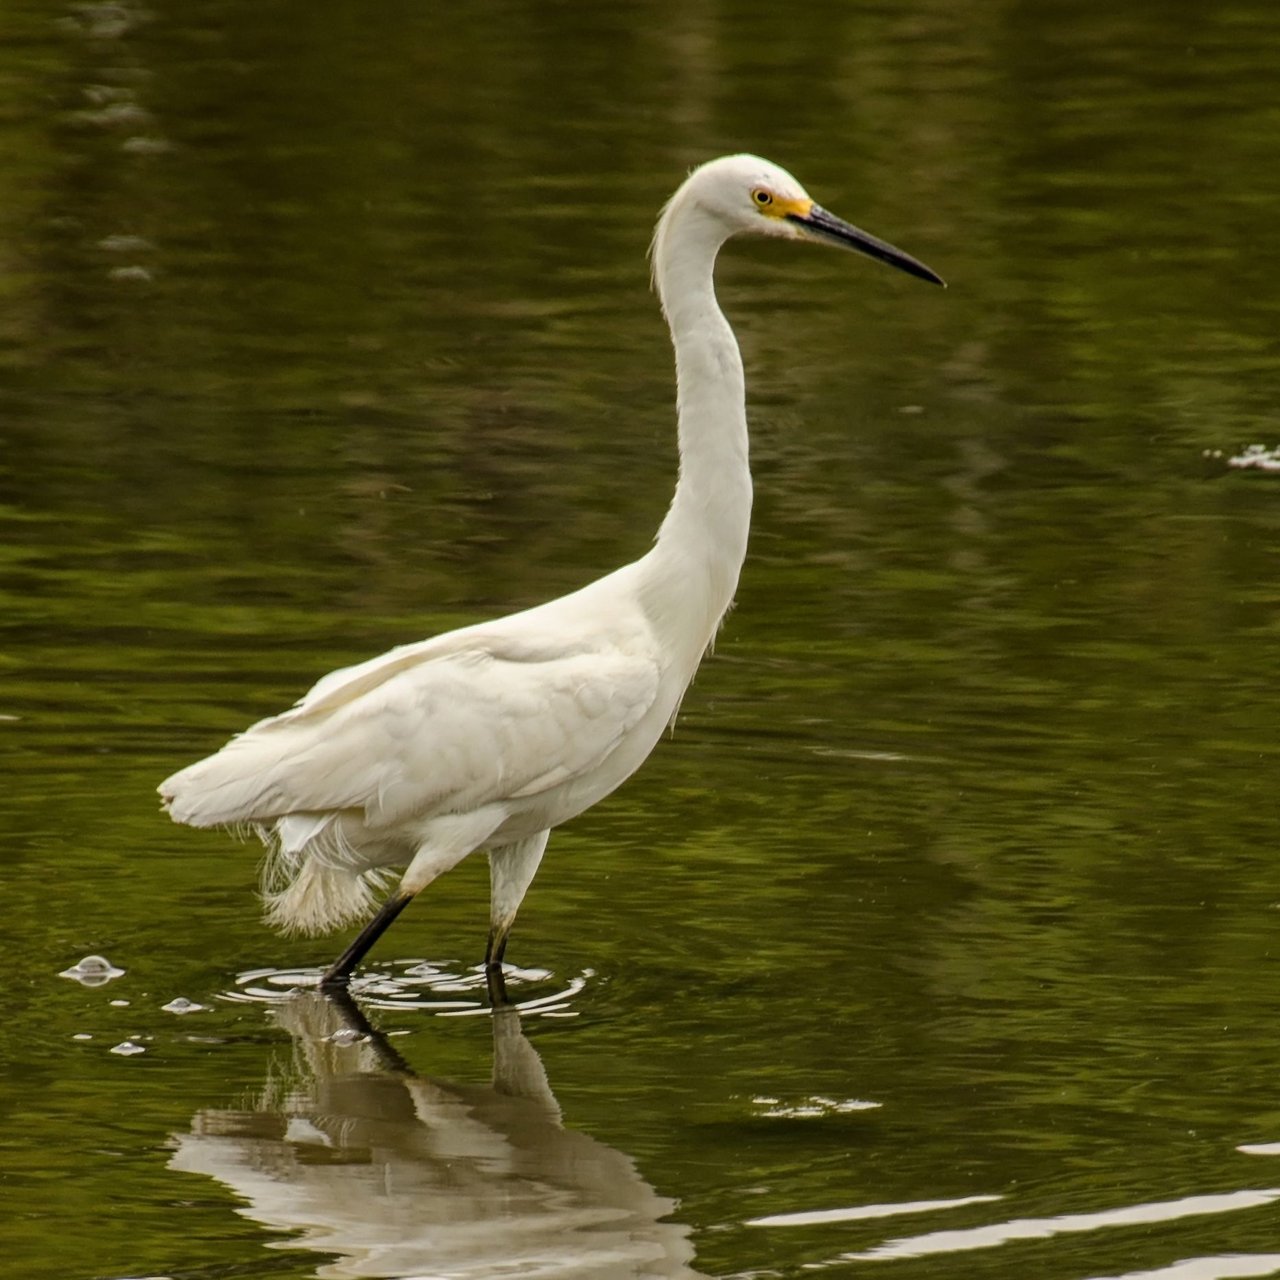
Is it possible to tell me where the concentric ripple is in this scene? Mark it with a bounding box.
[222,959,593,1017]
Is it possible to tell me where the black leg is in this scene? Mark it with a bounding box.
[484,926,511,1006]
[320,891,414,988]
[485,962,511,1008]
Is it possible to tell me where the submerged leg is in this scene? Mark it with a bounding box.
[320,891,414,988]
[485,963,511,1008]
[485,830,550,970]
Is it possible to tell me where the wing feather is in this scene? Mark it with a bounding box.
[160,634,662,830]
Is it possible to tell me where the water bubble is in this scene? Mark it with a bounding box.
[110,1040,145,1056]
[59,955,125,986]
[161,993,203,1013]
[72,1033,93,1041]
[327,1028,366,1047]
[109,999,131,1007]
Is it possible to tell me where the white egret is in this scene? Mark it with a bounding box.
[159,154,943,988]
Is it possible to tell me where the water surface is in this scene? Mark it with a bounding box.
[5,2,1280,1277]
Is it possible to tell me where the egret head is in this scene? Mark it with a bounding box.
[655,153,944,288]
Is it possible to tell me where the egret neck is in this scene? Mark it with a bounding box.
[643,195,752,664]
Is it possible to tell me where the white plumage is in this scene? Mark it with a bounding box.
[159,153,942,987]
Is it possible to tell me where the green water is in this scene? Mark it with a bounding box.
[5,1,1280,1277]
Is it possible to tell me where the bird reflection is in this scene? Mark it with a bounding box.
[169,992,706,1278]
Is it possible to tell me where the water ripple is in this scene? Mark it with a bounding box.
[747,1193,1001,1229]
[839,1189,1280,1263]
[1085,1254,1280,1280]
[221,959,593,1017]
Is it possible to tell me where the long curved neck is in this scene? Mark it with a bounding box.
[642,198,753,660]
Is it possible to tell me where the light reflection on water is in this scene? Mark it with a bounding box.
[5,0,1280,1277]
[1085,1260,1280,1280]
[827,1190,1280,1265]
[165,992,1280,1280]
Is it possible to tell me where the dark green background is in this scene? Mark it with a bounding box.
[4,1,1280,1277]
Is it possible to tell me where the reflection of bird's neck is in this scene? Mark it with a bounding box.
[645,201,753,659]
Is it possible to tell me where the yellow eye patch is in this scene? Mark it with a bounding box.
[751,188,813,219]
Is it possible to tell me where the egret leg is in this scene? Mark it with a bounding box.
[485,921,511,970]
[321,814,505,988]
[485,963,511,1008]
[485,831,550,971]
[320,891,414,988]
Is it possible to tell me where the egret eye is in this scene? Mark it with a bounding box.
[752,188,774,208]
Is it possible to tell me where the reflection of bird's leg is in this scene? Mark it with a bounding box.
[318,987,415,1075]
[321,891,415,987]
[485,831,550,972]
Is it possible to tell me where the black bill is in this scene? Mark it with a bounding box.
[787,204,945,287]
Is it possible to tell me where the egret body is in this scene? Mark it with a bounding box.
[159,154,942,987]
